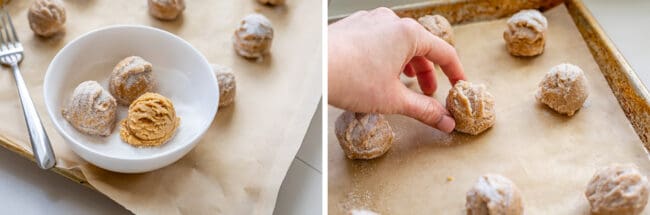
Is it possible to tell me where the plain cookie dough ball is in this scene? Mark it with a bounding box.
[120,93,180,147]
[536,63,589,116]
[585,164,650,215]
[109,56,155,105]
[212,64,236,107]
[27,0,66,37]
[446,80,496,135]
[418,14,454,46]
[148,0,185,21]
[62,81,117,136]
[233,14,274,59]
[466,174,524,215]
[503,9,547,57]
[335,112,393,160]
[257,0,285,6]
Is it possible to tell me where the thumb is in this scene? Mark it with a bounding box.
[399,88,455,133]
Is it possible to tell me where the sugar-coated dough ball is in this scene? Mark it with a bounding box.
[109,56,155,105]
[585,164,649,215]
[148,0,185,21]
[466,174,524,215]
[503,9,547,57]
[27,0,66,37]
[212,64,236,107]
[257,0,285,6]
[233,14,274,59]
[446,80,496,135]
[335,112,393,160]
[348,209,380,215]
[62,81,117,136]
[536,63,589,116]
[418,14,454,46]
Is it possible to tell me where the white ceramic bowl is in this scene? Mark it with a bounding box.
[44,25,219,173]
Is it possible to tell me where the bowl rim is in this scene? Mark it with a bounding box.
[43,24,219,162]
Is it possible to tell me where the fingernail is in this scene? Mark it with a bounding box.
[436,115,455,133]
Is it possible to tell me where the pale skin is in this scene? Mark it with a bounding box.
[328,7,467,133]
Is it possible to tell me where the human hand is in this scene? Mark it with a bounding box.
[328,7,466,133]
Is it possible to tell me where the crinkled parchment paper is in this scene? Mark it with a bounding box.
[0,0,321,214]
[328,5,650,215]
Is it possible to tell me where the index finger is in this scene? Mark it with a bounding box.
[402,18,466,85]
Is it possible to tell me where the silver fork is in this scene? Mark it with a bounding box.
[0,9,55,169]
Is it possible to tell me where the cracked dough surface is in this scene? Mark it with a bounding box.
[503,9,547,56]
[466,174,523,215]
[62,81,116,136]
[335,112,393,160]
[233,14,274,59]
[585,164,649,215]
[213,64,237,107]
[27,0,66,37]
[109,56,155,105]
[536,63,589,116]
[148,0,185,20]
[446,80,496,135]
[418,14,455,46]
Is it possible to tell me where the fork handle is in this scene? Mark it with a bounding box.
[11,65,56,169]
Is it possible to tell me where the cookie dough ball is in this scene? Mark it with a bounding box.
[148,0,185,21]
[109,56,155,105]
[335,112,393,160]
[212,64,236,107]
[233,14,274,59]
[585,164,650,215]
[257,0,284,6]
[27,0,66,37]
[536,63,589,116]
[120,93,180,147]
[503,9,547,57]
[466,174,524,215]
[446,80,496,135]
[418,14,454,46]
[62,81,117,136]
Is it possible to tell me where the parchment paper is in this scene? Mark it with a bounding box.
[328,5,650,215]
[0,0,321,214]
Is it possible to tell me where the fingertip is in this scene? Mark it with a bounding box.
[404,63,416,77]
[436,115,455,133]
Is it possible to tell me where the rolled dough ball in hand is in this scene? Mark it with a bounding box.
[257,0,285,6]
[335,112,393,160]
[446,80,496,135]
[503,9,547,57]
[585,163,650,215]
[109,56,155,105]
[27,0,66,37]
[233,14,274,59]
[62,81,117,136]
[418,14,454,46]
[148,0,185,21]
[466,174,524,215]
[212,64,236,107]
[536,63,589,116]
